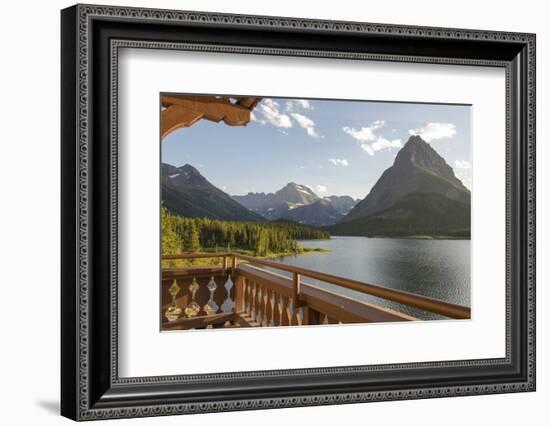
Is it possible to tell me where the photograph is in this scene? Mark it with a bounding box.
[160,94,472,330]
[56,3,536,421]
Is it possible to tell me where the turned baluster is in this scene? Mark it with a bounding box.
[263,287,270,326]
[234,275,245,313]
[265,288,274,326]
[290,303,301,326]
[272,292,282,326]
[183,278,201,318]
[256,285,265,324]
[212,275,228,314]
[203,276,220,316]
[164,280,182,322]
[187,277,209,318]
[281,296,292,326]
[245,280,253,316]
[250,282,258,319]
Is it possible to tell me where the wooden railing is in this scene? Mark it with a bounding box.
[161,252,470,331]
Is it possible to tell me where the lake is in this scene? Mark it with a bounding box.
[270,236,471,321]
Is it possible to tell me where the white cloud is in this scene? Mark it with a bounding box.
[315,185,328,194]
[342,126,376,142]
[361,145,375,155]
[253,98,292,128]
[454,160,471,169]
[342,120,385,142]
[286,99,313,111]
[253,99,321,137]
[370,137,402,152]
[291,112,322,138]
[328,158,349,166]
[343,120,401,156]
[408,122,456,141]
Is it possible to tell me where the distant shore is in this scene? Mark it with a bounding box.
[324,233,470,241]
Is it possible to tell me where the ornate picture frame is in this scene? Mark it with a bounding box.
[61,4,535,420]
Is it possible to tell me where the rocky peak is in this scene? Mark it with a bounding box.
[272,182,319,205]
[393,136,461,186]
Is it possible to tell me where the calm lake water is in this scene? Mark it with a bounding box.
[271,236,471,320]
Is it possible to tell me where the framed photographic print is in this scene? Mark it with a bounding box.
[61,4,536,421]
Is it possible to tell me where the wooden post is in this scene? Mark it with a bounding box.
[222,255,228,271]
[231,254,237,278]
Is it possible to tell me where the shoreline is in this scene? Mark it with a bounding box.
[162,245,329,267]
[228,246,330,260]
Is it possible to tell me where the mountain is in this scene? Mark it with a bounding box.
[328,136,471,238]
[343,135,470,221]
[324,193,470,238]
[282,200,342,227]
[232,182,320,219]
[323,195,359,215]
[162,163,264,221]
[232,183,358,226]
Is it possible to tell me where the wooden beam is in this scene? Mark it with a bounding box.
[161,105,203,138]
[161,95,259,139]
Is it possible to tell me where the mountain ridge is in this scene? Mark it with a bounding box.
[232,183,359,225]
[161,163,265,222]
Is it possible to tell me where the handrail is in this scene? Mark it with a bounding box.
[162,253,230,259]
[237,264,417,323]
[161,252,470,319]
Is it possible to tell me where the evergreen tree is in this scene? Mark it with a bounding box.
[161,206,182,267]
[184,222,201,253]
[161,211,329,258]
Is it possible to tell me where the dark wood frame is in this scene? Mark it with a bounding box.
[61,4,536,421]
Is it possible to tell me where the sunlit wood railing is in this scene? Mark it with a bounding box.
[161,253,471,331]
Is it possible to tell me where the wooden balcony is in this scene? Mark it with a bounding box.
[161,253,470,331]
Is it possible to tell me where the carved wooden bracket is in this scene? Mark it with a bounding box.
[161,95,261,139]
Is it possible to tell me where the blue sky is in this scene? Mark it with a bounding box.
[162,97,471,200]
